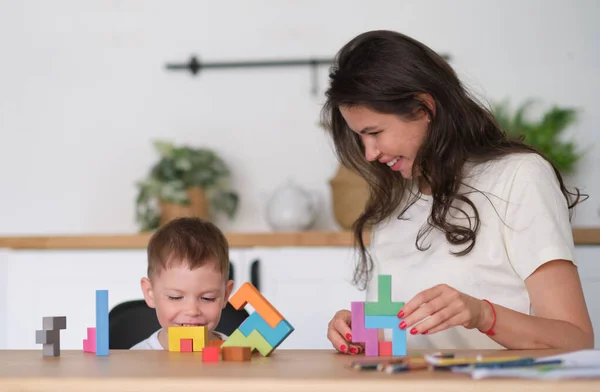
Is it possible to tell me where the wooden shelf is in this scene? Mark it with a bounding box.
[0,228,599,249]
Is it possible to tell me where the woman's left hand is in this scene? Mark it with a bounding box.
[398,284,490,335]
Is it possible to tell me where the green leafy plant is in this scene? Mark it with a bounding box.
[492,99,583,173]
[135,140,239,231]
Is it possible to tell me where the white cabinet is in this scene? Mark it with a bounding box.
[241,247,366,349]
[0,249,246,350]
[0,245,598,350]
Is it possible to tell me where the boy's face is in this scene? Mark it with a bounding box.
[141,259,234,334]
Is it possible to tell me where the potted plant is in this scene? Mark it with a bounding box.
[491,99,584,173]
[135,140,239,232]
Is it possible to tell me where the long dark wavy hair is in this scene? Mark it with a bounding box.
[321,30,586,289]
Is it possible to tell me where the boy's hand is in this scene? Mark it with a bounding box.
[327,309,364,355]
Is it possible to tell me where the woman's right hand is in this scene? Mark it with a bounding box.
[327,309,364,354]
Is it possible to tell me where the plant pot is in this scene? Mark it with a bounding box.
[329,164,370,230]
[159,187,209,226]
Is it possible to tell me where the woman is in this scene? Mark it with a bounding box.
[322,30,594,353]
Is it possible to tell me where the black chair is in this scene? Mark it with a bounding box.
[109,300,249,349]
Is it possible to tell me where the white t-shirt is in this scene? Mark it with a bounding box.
[130,329,228,350]
[367,153,575,350]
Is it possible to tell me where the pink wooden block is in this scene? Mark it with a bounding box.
[351,301,378,356]
[83,327,96,353]
[379,341,392,356]
[180,338,193,352]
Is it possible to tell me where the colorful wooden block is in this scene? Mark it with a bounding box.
[222,346,251,362]
[378,341,393,356]
[238,311,294,349]
[180,338,193,352]
[207,339,225,348]
[350,301,378,356]
[365,275,404,316]
[83,327,96,353]
[95,290,109,356]
[365,315,407,356]
[168,326,208,352]
[228,282,284,328]
[202,346,220,362]
[221,329,273,356]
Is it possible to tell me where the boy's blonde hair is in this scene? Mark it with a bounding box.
[146,217,230,281]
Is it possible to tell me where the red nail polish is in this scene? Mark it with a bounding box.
[399,321,407,329]
[340,344,347,353]
[398,310,405,318]
[410,328,418,335]
[350,347,357,354]
[422,330,428,335]
[345,333,352,341]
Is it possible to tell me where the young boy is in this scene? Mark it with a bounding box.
[130,217,234,350]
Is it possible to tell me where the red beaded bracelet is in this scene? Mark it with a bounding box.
[479,299,496,336]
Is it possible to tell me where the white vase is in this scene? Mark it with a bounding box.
[265,180,318,231]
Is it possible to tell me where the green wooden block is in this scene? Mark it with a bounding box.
[221,329,274,356]
[365,301,405,316]
[364,275,404,315]
[377,275,393,302]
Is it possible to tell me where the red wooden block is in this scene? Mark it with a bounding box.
[379,341,392,356]
[202,346,220,362]
[180,338,193,352]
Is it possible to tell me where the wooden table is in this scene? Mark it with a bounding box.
[0,349,597,391]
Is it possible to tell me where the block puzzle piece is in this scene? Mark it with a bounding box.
[221,329,273,356]
[168,326,208,352]
[222,346,251,362]
[365,315,407,356]
[350,301,378,356]
[238,311,294,349]
[378,341,392,356]
[36,315,67,357]
[95,290,109,356]
[43,316,67,331]
[207,339,225,348]
[365,275,405,316]
[202,346,220,362]
[36,329,59,345]
[180,338,193,352]
[228,282,284,328]
[83,327,96,353]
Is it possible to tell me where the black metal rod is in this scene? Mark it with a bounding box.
[165,55,333,75]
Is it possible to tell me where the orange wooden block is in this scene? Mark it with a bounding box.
[378,341,392,356]
[228,282,284,328]
[180,338,193,352]
[207,339,225,349]
[222,346,251,362]
[202,346,220,362]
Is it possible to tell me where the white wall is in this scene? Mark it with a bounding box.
[1,0,599,235]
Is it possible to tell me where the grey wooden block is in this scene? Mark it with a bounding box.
[42,343,60,357]
[42,316,67,331]
[35,329,59,344]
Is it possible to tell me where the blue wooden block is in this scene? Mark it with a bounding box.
[95,289,109,356]
[365,315,407,356]
[238,311,294,349]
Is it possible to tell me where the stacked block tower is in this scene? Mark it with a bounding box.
[168,281,294,360]
[351,274,406,356]
[35,316,67,356]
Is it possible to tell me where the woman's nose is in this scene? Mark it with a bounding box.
[364,142,381,162]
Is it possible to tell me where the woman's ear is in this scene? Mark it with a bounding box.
[417,92,436,117]
[141,277,156,308]
[222,280,235,309]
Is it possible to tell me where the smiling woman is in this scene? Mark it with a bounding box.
[321,30,594,353]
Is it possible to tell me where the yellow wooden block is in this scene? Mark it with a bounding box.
[221,329,274,356]
[167,326,208,352]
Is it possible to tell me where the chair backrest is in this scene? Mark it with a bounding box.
[108,300,249,349]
